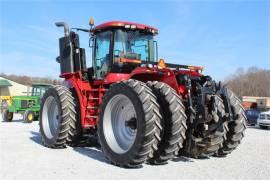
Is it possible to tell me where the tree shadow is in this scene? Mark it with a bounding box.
[73,145,144,168]
[71,137,115,167]
[28,130,214,167]
[29,131,117,167]
[29,129,195,168]
[73,146,108,164]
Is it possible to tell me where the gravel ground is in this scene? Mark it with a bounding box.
[0,113,270,180]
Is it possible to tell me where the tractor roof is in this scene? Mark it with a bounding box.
[91,21,158,34]
[32,83,53,87]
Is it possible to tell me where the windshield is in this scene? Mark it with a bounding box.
[113,29,157,62]
[31,86,49,97]
[32,87,40,96]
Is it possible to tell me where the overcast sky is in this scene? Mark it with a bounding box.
[0,0,269,80]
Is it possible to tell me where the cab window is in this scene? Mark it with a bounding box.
[94,31,112,79]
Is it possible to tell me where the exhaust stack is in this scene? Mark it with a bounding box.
[55,22,70,37]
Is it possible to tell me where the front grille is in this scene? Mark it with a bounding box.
[259,123,270,126]
[20,100,36,108]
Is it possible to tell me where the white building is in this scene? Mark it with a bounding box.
[242,96,270,111]
[0,77,31,96]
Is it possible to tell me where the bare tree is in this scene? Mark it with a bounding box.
[0,73,62,86]
[225,67,270,97]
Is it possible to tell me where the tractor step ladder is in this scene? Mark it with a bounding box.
[87,106,98,109]
[86,115,98,118]
[89,97,99,100]
[84,88,107,122]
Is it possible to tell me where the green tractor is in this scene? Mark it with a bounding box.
[2,84,52,123]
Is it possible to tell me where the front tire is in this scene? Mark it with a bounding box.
[40,85,76,148]
[98,79,162,168]
[23,110,34,123]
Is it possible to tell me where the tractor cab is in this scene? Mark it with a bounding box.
[91,21,158,79]
[31,84,52,98]
[55,20,159,80]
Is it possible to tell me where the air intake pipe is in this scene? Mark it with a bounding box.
[55,22,70,37]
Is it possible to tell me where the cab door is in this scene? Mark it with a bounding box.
[93,31,113,79]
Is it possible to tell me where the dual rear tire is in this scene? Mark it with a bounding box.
[215,88,247,157]
[98,80,187,167]
[182,89,246,158]
[146,81,187,164]
[182,95,227,158]
[181,88,247,158]
[98,79,162,167]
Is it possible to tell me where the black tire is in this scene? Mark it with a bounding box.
[67,88,83,146]
[98,79,162,168]
[23,110,34,123]
[40,85,77,148]
[216,88,247,157]
[259,125,269,129]
[35,115,40,121]
[3,110,13,122]
[183,95,226,158]
[147,81,187,164]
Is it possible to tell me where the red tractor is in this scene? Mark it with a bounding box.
[40,19,247,167]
